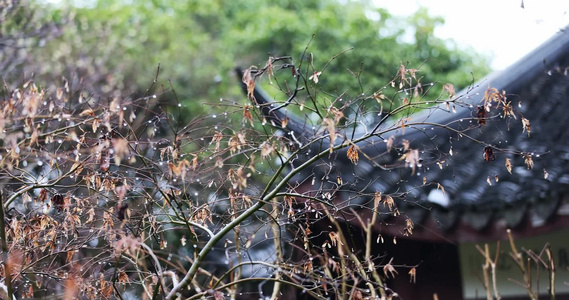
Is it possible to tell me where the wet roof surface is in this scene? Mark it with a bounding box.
[333,28,569,239]
[244,28,569,241]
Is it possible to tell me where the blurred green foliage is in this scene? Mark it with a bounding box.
[12,0,489,120]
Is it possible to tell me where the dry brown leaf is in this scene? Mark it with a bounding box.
[79,108,95,117]
[323,118,336,146]
[330,107,344,124]
[443,83,456,99]
[281,117,289,128]
[405,149,420,175]
[502,101,516,119]
[112,138,129,166]
[215,157,224,168]
[477,106,487,125]
[383,257,398,278]
[64,277,79,300]
[382,195,395,211]
[437,183,445,196]
[347,145,359,165]
[261,141,274,158]
[191,155,198,171]
[409,267,417,283]
[242,66,256,100]
[211,131,223,151]
[328,232,343,247]
[243,105,253,126]
[402,139,410,151]
[404,218,414,236]
[100,149,111,172]
[92,118,100,133]
[483,146,495,162]
[522,117,531,136]
[505,158,512,174]
[309,71,322,83]
[386,136,395,151]
[524,154,534,169]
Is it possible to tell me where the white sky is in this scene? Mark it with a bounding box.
[374,0,569,70]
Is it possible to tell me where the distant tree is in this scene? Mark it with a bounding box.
[14,0,490,121]
[0,0,65,77]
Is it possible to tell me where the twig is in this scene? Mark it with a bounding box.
[0,193,14,300]
[507,229,537,300]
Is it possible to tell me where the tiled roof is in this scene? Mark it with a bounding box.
[353,28,569,242]
[243,27,569,242]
